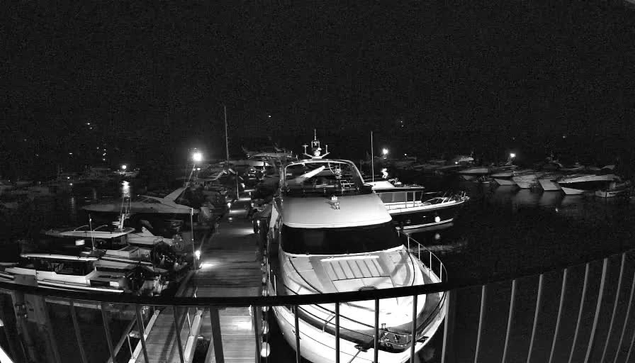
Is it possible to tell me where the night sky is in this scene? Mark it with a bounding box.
[3,1,635,178]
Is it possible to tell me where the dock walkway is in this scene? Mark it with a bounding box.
[135,211,263,363]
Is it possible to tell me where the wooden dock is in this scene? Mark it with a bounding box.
[134,210,263,363]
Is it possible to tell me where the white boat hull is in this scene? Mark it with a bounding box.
[494,178,516,186]
[538,178,561,191]
[560,187,585,195]
[272,301,444,363]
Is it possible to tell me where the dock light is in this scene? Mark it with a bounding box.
[75,239,85,246]
[192,151,203,163]
[121,164,127,170]
[194,250,201,259]
[260,342,271,358]
[509,153,516,159]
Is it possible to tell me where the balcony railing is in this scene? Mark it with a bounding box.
[1,249,634,363]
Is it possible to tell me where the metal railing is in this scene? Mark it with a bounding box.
[0,249,634,363]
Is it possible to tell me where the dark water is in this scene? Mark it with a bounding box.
[3,178,635,362]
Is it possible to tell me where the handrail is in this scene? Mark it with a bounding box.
[1,247,631,307]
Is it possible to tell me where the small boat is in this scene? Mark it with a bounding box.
[557,173,622,196]
[0,251,163,295]
[369,180,469,231]
[457,166,490,181]
[595,180,632,198]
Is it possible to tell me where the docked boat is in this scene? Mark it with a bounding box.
[537,172,564,191]
[512,170,542,189]
[595,180,632,198]
[457,166,490,181]
[265,133,447,363]
[556,173,622,195]
[82,187,215,223]
[0,250,163,295]
[369,180,469,231]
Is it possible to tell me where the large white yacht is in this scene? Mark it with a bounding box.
[265,133,447,363]
[556,173,622,195]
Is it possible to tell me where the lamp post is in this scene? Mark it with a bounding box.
[187,150,203,186]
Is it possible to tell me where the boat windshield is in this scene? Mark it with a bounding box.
[281,222,402,255]
[283,160,365,195]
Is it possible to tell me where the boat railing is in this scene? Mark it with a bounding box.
[405,234,447,283]
[1,249,635,363]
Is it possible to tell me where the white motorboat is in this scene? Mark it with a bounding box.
[512,170,542,189]
[457,166,490,181]
[82,188,212,221]
[537,172,564,191]
[368,180,469,231]
[0,251,162,295]
[265,133,447,363]
[556,173,622,195]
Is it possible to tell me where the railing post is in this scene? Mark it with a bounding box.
[613,270,635,363]
[374,298,380,363]
[294,306,301,363]
[335,302,340,363]
[474,285,487,363]
[526,274,544,363]
[548,267,569,363]
[210,307,225,363]
[600,253,625,363]
[441,290,455,363]
[501,279,517,363]
[410,293,418,363]
[134,304,149,363]
[584,258,608,363]
[69,300,88,363]
[100,302,116,363]
[568,263,590,363]
[172,306,185,363]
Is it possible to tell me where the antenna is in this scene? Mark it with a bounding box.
[89,214,95,251]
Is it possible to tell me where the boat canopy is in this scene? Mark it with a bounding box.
[282,194,391,228]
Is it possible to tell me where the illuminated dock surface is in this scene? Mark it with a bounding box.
[135,212,263,363]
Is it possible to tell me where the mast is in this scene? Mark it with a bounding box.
[371,131,375,182]
[224,104,229,163]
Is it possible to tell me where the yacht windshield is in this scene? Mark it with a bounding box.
[281,222,402,255]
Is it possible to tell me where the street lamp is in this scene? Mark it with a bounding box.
[509,153,516,159]
[121,164,127,170]
[381,148,389,159]
[192,151,203,163]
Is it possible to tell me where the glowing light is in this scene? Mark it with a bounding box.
[68,152,73,156]
[75,239,85,246]
[200,262,215,270]
[382,148,389,156]
[509,153,516,159]
[194,250,201,259]
[434,233,441,241]
[121,164,127,170]
[434,216,441,223]
[261,321,269,335]
[192,151,203,163]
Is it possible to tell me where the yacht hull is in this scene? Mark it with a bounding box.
[560,187,586,196]
[388,200,465,231]
[272,303,443,363]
